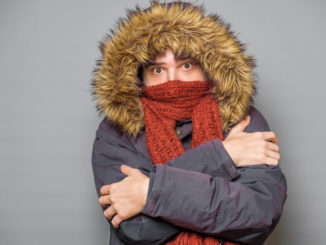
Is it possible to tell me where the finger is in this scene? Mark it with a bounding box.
[104,206,116,220]
[111,215,124,228]
[99,195,112,207]
[100,185,111,195]
[266,150,280,162]
[121,164,139,176]
[261,132,278,144]
[229,115,251,135]
[264,157,279,166]
[266,141,279,152]
[267,137,278,145]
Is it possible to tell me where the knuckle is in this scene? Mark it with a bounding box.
[105,195,110,203]
[98,197,103,204]
[263,148,268,155]
[254,132,263,138]
[259,153,265,161]
[259,146,266,155]
[110,195,116,203]
[270,160,276,165]
[111,203,118,211]
[111,219,117,226]
[119,211,128,220]
[110,184,116,192]
[131,169,139,175]
[254,153,263,162]
[114,216,122,226]
[277,153,280,160]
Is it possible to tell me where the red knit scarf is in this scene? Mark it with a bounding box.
[140,80,239,245]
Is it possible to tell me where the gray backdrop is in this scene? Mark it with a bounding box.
[1,0,325,244]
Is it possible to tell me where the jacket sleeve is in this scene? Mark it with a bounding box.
[92,126,179,245]
[142,109,288,244]
[92,117,242,244]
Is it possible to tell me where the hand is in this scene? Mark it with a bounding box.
[222,115,280,167]
[98,165,149,228]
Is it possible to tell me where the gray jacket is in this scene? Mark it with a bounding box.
[91,106,287,245]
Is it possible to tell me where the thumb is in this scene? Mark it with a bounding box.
[228,115,250,136]
[121,165,139,176]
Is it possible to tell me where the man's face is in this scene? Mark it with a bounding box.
[143,48,208,86]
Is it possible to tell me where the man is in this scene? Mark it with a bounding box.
[91,1,287,244]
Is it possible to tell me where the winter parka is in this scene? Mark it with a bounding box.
[91,2,287,244]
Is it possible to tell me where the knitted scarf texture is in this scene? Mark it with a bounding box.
[140,80,238,245]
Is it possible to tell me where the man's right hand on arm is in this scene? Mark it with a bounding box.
[222,115,280,167]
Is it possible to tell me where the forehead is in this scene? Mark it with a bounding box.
[145,50,194,67]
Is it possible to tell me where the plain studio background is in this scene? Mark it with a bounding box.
[1,0,325,244]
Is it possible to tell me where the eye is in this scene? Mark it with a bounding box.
[182,62,193,70]
[153,67,162,74]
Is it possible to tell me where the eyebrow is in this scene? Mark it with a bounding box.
[144,61,164,67]
[175,54,192,61]
[144,56,194,68]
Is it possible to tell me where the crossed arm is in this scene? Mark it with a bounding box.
[92,108,287,244]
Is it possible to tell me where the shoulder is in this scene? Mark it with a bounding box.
[245,106,270,132]
[95,117,138,148]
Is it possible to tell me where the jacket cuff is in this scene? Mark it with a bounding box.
[142,166,162,215]
[212,138,240,179]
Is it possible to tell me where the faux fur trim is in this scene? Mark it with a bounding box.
[91,1,256,137]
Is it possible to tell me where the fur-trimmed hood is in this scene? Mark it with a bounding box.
[92,1,256,137]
